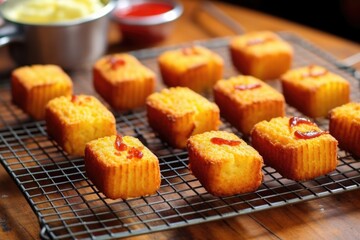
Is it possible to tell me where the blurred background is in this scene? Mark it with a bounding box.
[223,0,360,43]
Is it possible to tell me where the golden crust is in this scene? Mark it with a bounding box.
[187,131,263,196]
[93,53,156,110]
[84,135,161,200]
[230,31,293,80]
[45,95,116,156]
[214,75,285,135]
[251,117,338,181]
[146,87,220,148]
[158,46,224,93]
[329,102,360,157]
[281,65,350,118]
[11,64,73,120]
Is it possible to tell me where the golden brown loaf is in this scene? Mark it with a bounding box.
[187,131,263,196]
[11,64,73,120]
[158,45,224,93]
[213,75,285,135]
[251,116,338,181]
[230,31,293,80]
[93,53,156,111]
[85,135,161,199]
[45,95,116,156]
[146,87,220,149]
[281,65,350,118]
[329,102,360,157]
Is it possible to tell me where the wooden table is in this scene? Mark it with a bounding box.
[1,1,360,239]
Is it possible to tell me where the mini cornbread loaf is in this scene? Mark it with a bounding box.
[146,87,220,148]
[158,45,224,93]
[251,116,338,181]
[11,64,73,120]
[187,131,263,196]
[93,53,156,110]
[85,135,161,199]
[281,65,350,118]
[213,75,285,135]
[45,95,116,156]
[329,102,360,157]
[229,31,293,80]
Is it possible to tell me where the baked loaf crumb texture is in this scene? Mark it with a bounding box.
[146,87,220,149]
[281,65,350,118]
[11,64,73,120]
[85,135,161,200]
[230,31,293,80]
[45,95,116,156]
[214,75,285,135]
[251,116,338,181]
[93,53,156,111]
[187,131,263,196]
[158,46,224,93]
[329,102,360,157]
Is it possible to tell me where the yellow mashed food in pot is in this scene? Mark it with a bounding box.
[4,0,106,23]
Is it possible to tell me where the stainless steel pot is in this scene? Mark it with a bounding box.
[0,0,116,70]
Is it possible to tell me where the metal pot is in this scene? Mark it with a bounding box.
[0,0,116,70]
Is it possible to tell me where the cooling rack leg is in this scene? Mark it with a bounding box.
[40,226,50,240]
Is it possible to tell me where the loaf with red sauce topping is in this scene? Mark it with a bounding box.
[281,65,350,118]
[84,135,161,199]
[213,75,285,135]
[229,31,293,80]
[45,95,116,156]
[187,131,263,196]
[158,45,224,93]
[93,53,156,111]
[251,116,338,181]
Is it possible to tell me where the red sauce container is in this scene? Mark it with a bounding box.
[112,0,183,46]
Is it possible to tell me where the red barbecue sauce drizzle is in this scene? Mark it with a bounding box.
[127,147,143,159]
[115,135,127,151]
[294,130,327,139]
[289,116,314,128]
[114,135,143,159]
[71,95,91,104]
[211,137,241,146]
[234,83,261,91]
[302,65,328,78]
[71,95,77,103]
[115,3,173,17]
[289,117,328,139]
[108,57,125,70]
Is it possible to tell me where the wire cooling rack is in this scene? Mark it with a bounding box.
[0,32,360,239]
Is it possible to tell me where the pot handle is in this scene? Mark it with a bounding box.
[0,21,23,47]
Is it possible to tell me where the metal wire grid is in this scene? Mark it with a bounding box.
[0,88,32,129]
[0,33,359,239]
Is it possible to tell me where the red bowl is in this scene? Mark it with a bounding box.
[112,0,183,46]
